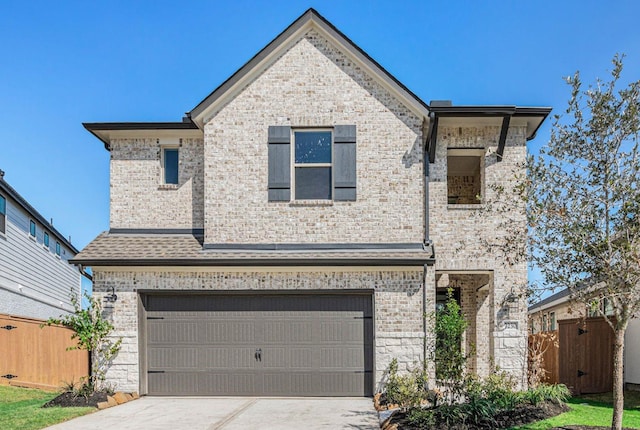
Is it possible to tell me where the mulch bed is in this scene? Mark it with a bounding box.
[386,400,570,429]
[43,391,108,408]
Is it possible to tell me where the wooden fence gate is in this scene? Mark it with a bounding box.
[558,317,614,394]
[0,314,89,390]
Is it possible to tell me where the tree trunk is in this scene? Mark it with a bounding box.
[611,328,625,430]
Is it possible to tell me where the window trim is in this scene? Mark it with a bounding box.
[446,148,485,206]
[291,128,334,201]
[0,194,6,235]
[161,146,180,186]
[29,219,36,239]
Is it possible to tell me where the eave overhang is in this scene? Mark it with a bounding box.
[83,121,201,151]
[0,178,79,254]
[186,8,430,128]
[425,104,552,163]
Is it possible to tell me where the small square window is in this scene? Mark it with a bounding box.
[55,241,61,256]
[447,151,482,205]
[294,131,332,200]
[0,195,5,234]
[163,148,179,185]
[29,220,36,237]
[44,232,49,248]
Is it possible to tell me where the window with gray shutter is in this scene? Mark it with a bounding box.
[268,126,291,201]
[268,125,356,202]
[333,125,356,201]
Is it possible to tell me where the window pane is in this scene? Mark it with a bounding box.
[30,220,36,236]
[164,149,179,184]
[295,167,332,200]
[0,196,5,234]
[44,232,49,247]
[56,242,61,255]
[295,132,331,164]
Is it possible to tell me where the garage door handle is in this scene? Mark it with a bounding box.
[255,348,262,361]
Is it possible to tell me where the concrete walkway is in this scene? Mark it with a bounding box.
[45,397,379,430]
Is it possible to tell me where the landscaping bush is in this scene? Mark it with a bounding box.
[384,358,430,410]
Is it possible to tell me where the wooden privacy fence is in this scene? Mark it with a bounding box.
[528,331,559,385]
[558,317,614,395]
[0,314,89,390]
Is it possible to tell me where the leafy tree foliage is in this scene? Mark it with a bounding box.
[528,54,640,430]
[45,292,122,392]
[435,289,468,401]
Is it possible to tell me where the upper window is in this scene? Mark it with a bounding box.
[0,195,5,234]
[447,150,483,205]
[44,232,49,248]
[549,312,556,331]
[294,131,332,200]
[163,148,179,185]
[55,241,61,256]
[267,125,356,202]
[542,313,548,332]
[29,219,36,237]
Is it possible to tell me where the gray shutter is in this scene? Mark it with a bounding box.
[334,125,356,201]
[268,126,291,201]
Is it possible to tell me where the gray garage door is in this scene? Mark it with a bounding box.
[143,293,373,396]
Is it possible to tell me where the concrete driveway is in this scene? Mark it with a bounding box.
[45,397,379,430]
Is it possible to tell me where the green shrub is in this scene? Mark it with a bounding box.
[523,383,571,405]
[384,358,430,410]
[435,289,467,385]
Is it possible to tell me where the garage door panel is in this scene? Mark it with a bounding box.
[199,347,255,369]
[144,293,373,396]
[204,321,256,343]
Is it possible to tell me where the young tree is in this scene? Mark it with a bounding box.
[45,291,122,392]
[528,54,640,430]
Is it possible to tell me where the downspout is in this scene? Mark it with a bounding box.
[423,114,434,371]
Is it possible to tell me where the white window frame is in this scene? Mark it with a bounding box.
[0,194,6,236]
[291,128,334,201]
[29,219,36,240]
[161,144,180,186]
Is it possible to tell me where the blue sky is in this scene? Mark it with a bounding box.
[1,1,639,280]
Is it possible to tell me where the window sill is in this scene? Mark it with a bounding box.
[158,184,179,190]
[289,200,334,207]
[447,203,485,210]
[28,235,36,241]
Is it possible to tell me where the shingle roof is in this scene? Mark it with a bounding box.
[528,288,572,312]
[73,232,434,266]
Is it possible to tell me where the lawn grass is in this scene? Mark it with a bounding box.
[514,391,640,429]
[0,385,94,430]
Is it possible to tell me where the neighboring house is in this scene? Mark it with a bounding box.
[0,170,82,320]
[74,9,550,396]
[529,290,640,390]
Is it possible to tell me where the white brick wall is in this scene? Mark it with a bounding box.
[202,30,424,244]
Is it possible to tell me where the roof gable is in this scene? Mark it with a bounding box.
[187,8,430,128]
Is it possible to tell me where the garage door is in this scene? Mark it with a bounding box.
[143,293,373,396]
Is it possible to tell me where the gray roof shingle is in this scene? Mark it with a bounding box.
[73,232,434,266]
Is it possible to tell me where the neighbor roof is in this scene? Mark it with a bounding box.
[528,288,572,313]
[72,232,434,266]
[0,174,79,254]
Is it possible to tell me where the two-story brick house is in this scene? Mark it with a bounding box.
[75,9,550,396]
